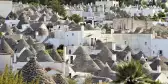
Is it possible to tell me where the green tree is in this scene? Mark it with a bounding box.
[67,78,77,84]
[0,32,3,37]
[158,12,166,18]
[69,14,83,24]
[48,0,66,17]
[21,0,28,4]
[84,76,92,84]
[141,0,147,6]
[40,0,48,5]
[161,3,166,9]
[114,60,153,84]
[0,65,39,84]
[152,14,159,21]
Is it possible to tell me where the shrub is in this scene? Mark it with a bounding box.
[0,65,39,84]
[68,78,77,84]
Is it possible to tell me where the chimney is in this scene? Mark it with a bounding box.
[156,56,161,73]
[35,31,39,39]
[63,47,66,62]
[62,47,66,76]
[81,25,84,45]
[112,42,116,50]
[112,54,116,61]
[13,54,17,63]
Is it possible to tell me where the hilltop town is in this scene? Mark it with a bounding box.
[1,0,168,84]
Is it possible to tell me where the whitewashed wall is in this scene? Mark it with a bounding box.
[5,20,20,27]
[0,1,12,18]
[0,54,11,72]
[112,34,153,56]
[151,39,168,57]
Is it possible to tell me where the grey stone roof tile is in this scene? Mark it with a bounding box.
[20,57,55,84]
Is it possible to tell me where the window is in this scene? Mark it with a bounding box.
[153,51,155,54]
[70,56,73,64]
[159,50,163,56]
[145,42,147,45]
[125,41,127,44]
[69,73,72,78]
[67,35,68,37]
[69,50,71,54]
[72,44,74,46]
[91,38,94,46]
[72,33,74,36]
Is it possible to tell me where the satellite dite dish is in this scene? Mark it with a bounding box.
[0,1,12,18]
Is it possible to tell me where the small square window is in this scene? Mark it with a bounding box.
[125,41,127,44]
[145,42,147,45]
[72,33,74,36]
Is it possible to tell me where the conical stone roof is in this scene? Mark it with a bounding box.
[0,38,14,55]
[29,46,37,55]
[5,37,17,50]
[150,56,168,71]
[53,74,68,84]
[12,26,21,34]
[124,46,132,52]
[49,49,63,62]
[97,46,113,64]
[15,39,29,53]
[20,57,55,84]
[95,40,104,49]
[0,23,13,34]
[94,59,105,70]
[50,14,58,22]
[73,46,100,72]
[99,63,116,80]
[33,43,45,52]
[17,49,34,62]
[132,51,145,60]
[17,13,29,29]
[27,36,35,45]
[36,50,55,62]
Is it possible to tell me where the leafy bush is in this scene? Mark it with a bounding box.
[158,12,166,18]
[84,76,92,84]
[57,49,63,56]
[68,78,77,84]
[69,14,83,24]
[0,65,39,84]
